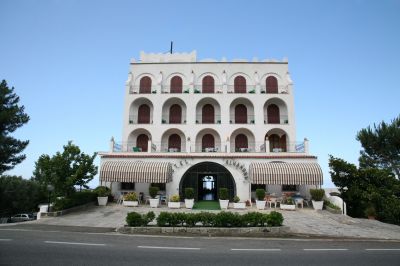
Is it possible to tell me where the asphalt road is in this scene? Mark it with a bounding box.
[1,226,400,266]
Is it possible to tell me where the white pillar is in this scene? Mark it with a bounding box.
[226,139,230,153]
[304,138,309,154]
[148,140,152,153]
[265,138,270,154]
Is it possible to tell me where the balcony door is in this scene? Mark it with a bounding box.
[202,76,214,93]
[234,76,246,93]
[170,76,182,93]
[234,104,247,123]
[267,104,280,124]
[138,104,150,124]
[169,104,182,124]
[235,134,248,151]
[202,134,215,151]
[266,76,278,93]
[136,134,149,152]
[168,134,181,151]
[139,76,151,93]
[202,104,214,123]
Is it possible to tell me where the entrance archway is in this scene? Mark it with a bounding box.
[179,162,236,201]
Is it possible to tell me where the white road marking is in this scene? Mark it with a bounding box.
[0,239,12,241]
[304,248,348,251]
[365,249,400,251]
[138,245,200,250]
[44,241,106,246]
[231,248,281,251]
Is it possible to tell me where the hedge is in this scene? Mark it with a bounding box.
[125,211,284,227]
[53,191,97,211]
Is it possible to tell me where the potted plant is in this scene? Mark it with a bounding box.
[94,186,110,206]
[149,186,159,208]
[365,205,377,220]
[184,187,195,209]
[310,188,325,210]
[280,197,296,210]
[123,192,139,207]
[233,196,246,209]
[219,188,229,209]
[255,189,266,210]
[168,194,180,209]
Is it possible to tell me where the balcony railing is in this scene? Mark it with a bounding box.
[227,85,256,94]
[128,115,153,124]
[229,115,256,124]
[264,115,289,124]
[129,86,158,94]
[195,114,222,124]
[161,118,187,124]
[193,85,223,94]
[161,86,191,94]
[260,85,289,94]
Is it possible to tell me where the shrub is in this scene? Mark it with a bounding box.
[283,197,294,205]
[255,189,265,201]
[170,194,180,202]
[266,211,284,227]
[53,190,97,211]
[149,186,159,199]
[324,200,341,210]
[365,205,376,217]
[184,187,195,199]
[233,196,240,203]
[310,189,325,201]
[219,188,229,200]
[185,213,200,227]
[143,211,155,226]
[94,186,111,197]
[156,212,170,226]
[124,192,138,201]
[126,211,156,226]
[242,212,263,227]
[198,212,216,227]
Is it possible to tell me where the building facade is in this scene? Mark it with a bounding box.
[99,51,323,201]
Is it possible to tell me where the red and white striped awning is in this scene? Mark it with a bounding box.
[249,162,323,185]
[100,161,173,183]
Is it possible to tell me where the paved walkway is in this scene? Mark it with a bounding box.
[30,203,400,240]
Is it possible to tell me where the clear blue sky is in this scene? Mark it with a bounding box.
[1,0,399,188]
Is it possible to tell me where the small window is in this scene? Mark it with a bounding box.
[251,184,266,191]
[282,185,298,192]
[121,182,135,190]
[151,183,166,191]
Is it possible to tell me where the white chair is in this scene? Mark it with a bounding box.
[267,197,278,208]
[295,198,304,208]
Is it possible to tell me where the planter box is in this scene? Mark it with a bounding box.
[233,202,246,209]
[256,200,266,210]
[168,202,181,209]
[185,199,194,209]
[312,200,324,210]
[280,204,296,211]
[97,197,108,206]
[123,200,139,207]
[219,199,229,210]
[149,198,159,208]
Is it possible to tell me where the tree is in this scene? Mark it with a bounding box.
[0,80,30,174]
[32,141,98,196]
[356,115,400,178]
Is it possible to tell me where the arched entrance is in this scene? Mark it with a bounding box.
[180,162,236,201]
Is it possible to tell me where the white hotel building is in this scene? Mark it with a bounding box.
[99,51,323,202]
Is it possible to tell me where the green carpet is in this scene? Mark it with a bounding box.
[193,200,221,210]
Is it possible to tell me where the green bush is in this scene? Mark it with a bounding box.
[184,187,195,199]
[126,211,155,227]
[170,194,180,202]
[53,190,97,211]
[185,213,200,227]
[94,186,110,197]
[255,189,265,201]
[219,188,229,200]
[124,192,138,201]
[149,186,159,199]
[310,189,325,201]
[266,211,284,226]
[198,212,216,227]
[233,196,240,203]
[242,212,263,227]
[156,212,170,226]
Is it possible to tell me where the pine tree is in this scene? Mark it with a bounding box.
[0,80,30,174]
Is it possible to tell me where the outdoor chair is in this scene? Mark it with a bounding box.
[295,198,304,208]
[267,197,278,208]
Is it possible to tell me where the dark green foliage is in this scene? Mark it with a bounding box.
[93,186,110,197]
[255,189,265,200]
[219,188,229,200]
[266,211,284,226]
[0,80,30,174]
[0,175,46,215]
[242,212,264,227]
[126,211,156,227]
[310,189,325,201]
[32,141,98,197]
[149,186,159,199]
[197,212,216,227]
[184,187,194,199]
[185,213,200,227]
[53,190,97,211]
[156,212,169,227]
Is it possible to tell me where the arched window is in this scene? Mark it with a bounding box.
[266,76,278,93]
[234,104,247,123]
[202,134,215,151]
[170,76,182,93]
[234,76,246,93]
[139,76,152,93]
[202,104,214,123]
[136,134,149,152]
[137,104,150,124]
[202,76,214,93]
[268,134,286,152]
[235,134,248,151]
[168,134,181,151]
[169,104,182,124]
[267,104,280,124]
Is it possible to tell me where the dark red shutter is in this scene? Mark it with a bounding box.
[136,134,149,152]
[202,134,215,150]
[235,134,248,150]
[234,76,246,93]
[267,104,280,124]
[235,104,247,123]
[139,76,152,93]
[169,104,182,124]
[269,134,280,151]
[168,134,181,151]
[138,104,150,124]
[170,76,182,93]
[280,135,287,152]
[266,76,278,93]
[202,76,214,93]
[202,104,214,123]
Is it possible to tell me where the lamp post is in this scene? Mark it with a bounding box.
[47,184,54,212]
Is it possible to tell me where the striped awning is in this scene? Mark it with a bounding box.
[249,162,323,185]
[100,161,173,183]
